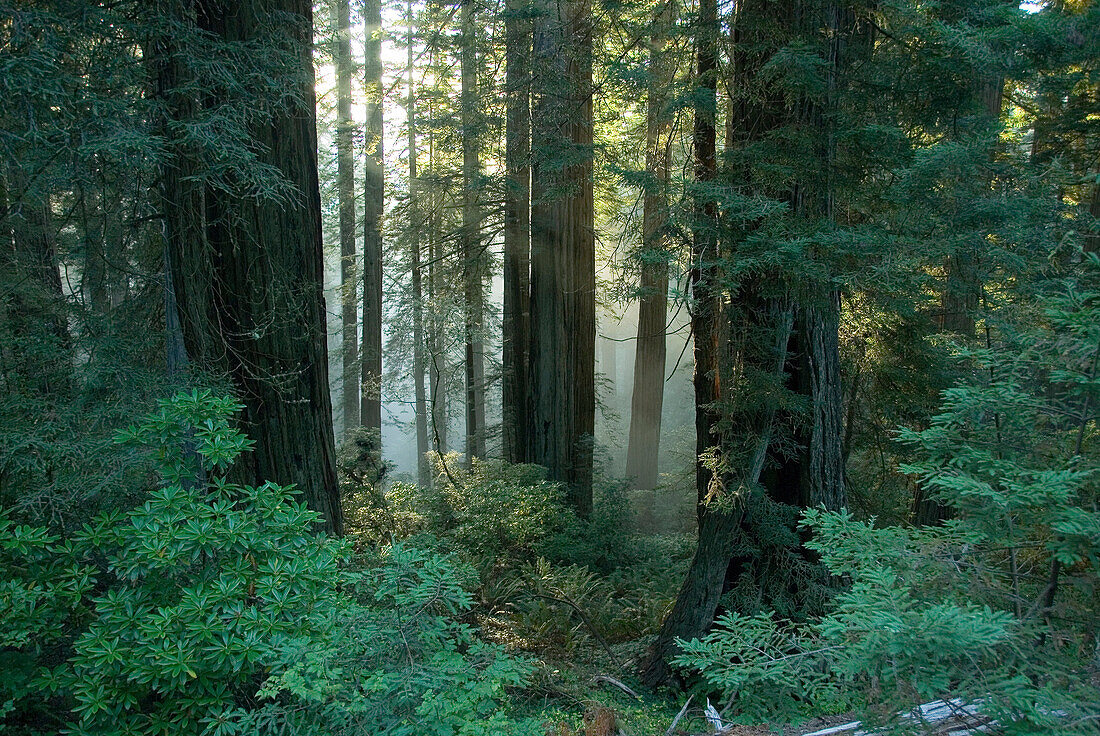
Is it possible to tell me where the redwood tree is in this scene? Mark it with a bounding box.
[333,0,359,435]
[624,0,676,500]
[527,0,596,514]
[156,0,342,534]
[502,0,532,464]
[362,0,384,437]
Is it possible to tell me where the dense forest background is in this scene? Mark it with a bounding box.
[1,0,1099,734]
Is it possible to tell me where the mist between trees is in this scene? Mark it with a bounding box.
[1,0,1099,734]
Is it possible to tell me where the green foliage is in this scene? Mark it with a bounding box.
[338,426,394,546]
[2,390,345,735]
[236,544,539,736]
[674,265,1100,733]
[381,457,566,570]
[2,392,539,736]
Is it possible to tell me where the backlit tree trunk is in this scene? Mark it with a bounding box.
[625,0,676,501]
[427,89,449,455]
[461,0,486,463]
[334,0,359,435]
[528,0,595,513]
[503,0,531,464]
[408,0,430,485]
[361,0,384,437]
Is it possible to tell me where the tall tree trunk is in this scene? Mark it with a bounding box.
[625,0,675,501]
[159,0,343,535]
[640,0,723,684]
[334,0,360,436]
[427,90,449,455]
[503,0,531,464]
[528,0,596,513]
[361,0,384,437]
[78,181,110,317]
[144,23,192,379]
[408,0,430,486]
[642,0,853,685]
[461,0,486,463]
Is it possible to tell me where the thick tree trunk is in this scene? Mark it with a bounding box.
[361,0,384,437]
[528,0,595,513]
[461,0,486,463]
[625,0,675,498]
[642,0,854,685]
[160,0,342,535]
[334,0,359,436]
[503,0,531,464]
[408,0,430,486]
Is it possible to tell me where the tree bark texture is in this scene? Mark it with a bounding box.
[639,0,721,686]
[503,0,531,464]
[361,0,384,436]
[334,0,360,435]
[156,0,342,535]
[528,0,596,513]
[461,0,486,463]
[625,0,676,496]
[408,0,430,486]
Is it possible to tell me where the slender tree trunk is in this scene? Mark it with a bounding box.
[78,181,110,317]
[461,0,486,463]
[408,0,430,486]
[503,0,531,464]
[334,0,360,436]
[144,23,192,379]
[163,229,188,378]
[160,0,342,535]
[528,0,596,514]
[640,0,722,684]
[362,0,384,437]
[625,0,675,500]
[427,91,449,455]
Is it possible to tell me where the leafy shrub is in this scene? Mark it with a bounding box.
[381,458,567,573]
[235,544,540,736]
[2,392,536,736]
[1,390,344,736]
[338,426,395,546]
